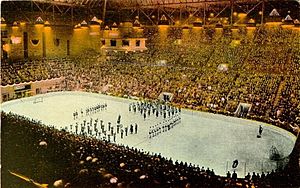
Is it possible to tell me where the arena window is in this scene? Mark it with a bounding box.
[122,40,129,46]
[110,40,116,47]
[136,40,140,47]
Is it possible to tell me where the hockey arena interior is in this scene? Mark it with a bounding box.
[1,0,300,187]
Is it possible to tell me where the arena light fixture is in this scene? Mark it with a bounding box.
[293,19,300,31]
[269,9,280,17]
[81,20,88,27]
[215,21,223,29]
[20,21,26,26]
[282,15,294,29]
[90,16,102,25]
[246,18,256,28]
[294,19,300,26]
[91,16,99,22]
[35,16,44,24]
[111,22,118,30]
[284,15,293,22]
[266,8,282,26]
[74,23,82,30]
[182,24,190,30]
[133,19,141,28]
[112,22,118,27]
[158,14,169,26]
[12,21,19,27]
[193,18,203,28]
[238,13,247,18]
[44,21,51,27]
[1,17,7,26]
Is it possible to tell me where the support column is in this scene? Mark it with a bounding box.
[230,0,234,26]
[203,2,206,25]
[102,0,107,23]
[261,0,265,25]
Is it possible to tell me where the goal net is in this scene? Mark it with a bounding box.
[33,97,43,104]
[269,145,282,161]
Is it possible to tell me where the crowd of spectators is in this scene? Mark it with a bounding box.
[1,59,65,85]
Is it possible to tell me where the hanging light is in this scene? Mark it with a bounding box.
[111,22,118,30]
[74,23,81,29]
[81,20,88,27]
[294,19,300,27]
[266,9,282,26]
[247,18,256,28]
[20,21,26,26]
[193,18,203,28]
[13,21,19,27]
[1,17,6,26]
[91,16,98,22]
[283,14,293,24]
[133,19,141,28]
[269,9,280,17]
[182,24,189,30]
[44,21,50,27]
[282,14,294,29]
[158,14,169,26]
[90,16,101,25]
[35,16,44,24]
[215,21,223,29]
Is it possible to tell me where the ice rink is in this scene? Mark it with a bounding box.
[1,91,296,177]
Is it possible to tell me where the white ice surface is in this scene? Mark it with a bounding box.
[1,91,296,178]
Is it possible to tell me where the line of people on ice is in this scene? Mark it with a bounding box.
[149,114,181,139]
[129,100,181,120]
[68,115,138,143]
[73,103,107,120]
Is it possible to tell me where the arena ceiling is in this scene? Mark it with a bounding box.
[1,0,299,25]
[8,0,300,9]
